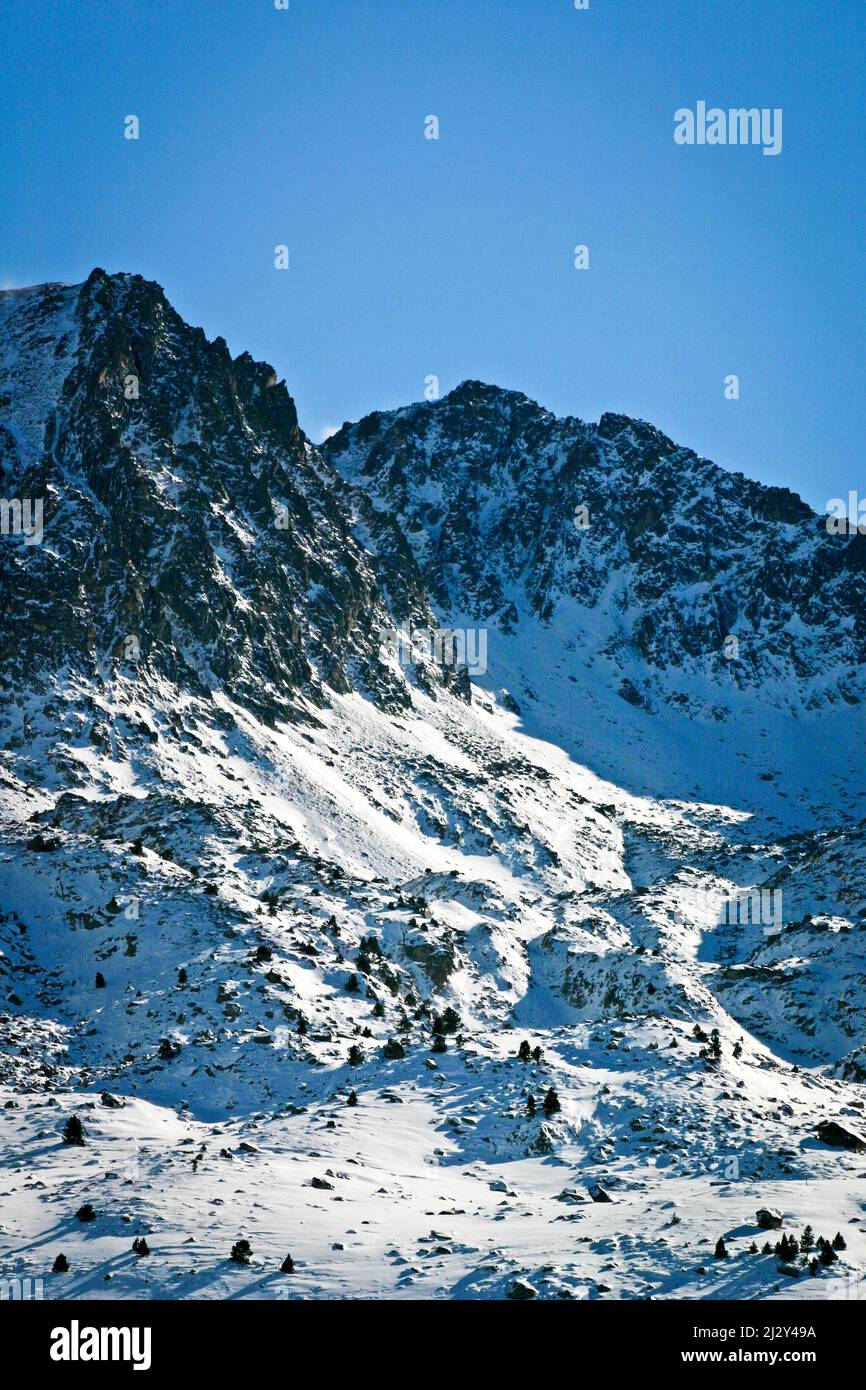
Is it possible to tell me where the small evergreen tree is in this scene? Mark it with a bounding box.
[532,1045,543,1063]
[431,1034,447,1054]
[542,1087,560,1117]
[693,1024,708,1043]
[345,974,359,993]
[280,1253,295,1273]
[709,1029,722,1062]
[526,1095,536,1117]
[177,967,188,985]
[346,1089,358,1107]
[230,1239,252,1265]
[373,999,385,1018]
[800,1225,815,1253]
[517,1039,532,1063]
[833,1232,847,1251]
[762,1241,773,1255]
[52,1254,69,1273]
[132,1237,150,1256]
[62,1115,85,1146]
[347,1044,364,1066]
[714,1237,728,1259]
[76,1203,96,1223]
[819,1242,838,1267]
[733,1039,743,1060]
[95,972,106,989]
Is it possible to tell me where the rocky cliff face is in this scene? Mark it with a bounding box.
[0,270,442,726]
[324,380,866,713]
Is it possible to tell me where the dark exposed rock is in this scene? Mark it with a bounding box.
[816,1120,866,1153]
[588,1183,614,1203]
[507,1278,538,1300]
[756,1208,784,1230]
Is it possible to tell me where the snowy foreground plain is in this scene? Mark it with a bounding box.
[2,672,865,1303]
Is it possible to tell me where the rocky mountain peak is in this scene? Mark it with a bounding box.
[0,271,439,723]
[324,384,865,713]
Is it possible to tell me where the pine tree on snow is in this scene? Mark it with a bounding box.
[62,1115,85,1146]
[542,1087,560,1116]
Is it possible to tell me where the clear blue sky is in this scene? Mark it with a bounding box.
[1,0,863,510]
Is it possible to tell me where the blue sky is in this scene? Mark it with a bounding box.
[1,0,862,510]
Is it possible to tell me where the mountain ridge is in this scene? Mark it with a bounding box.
[324,372,865,718]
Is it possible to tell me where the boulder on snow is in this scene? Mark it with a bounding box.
[756,1207,784,1230]
[588,1183,614,1203]
[507,1278,538,1300]
[816,1120,866,1153]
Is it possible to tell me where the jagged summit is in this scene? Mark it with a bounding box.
[442,378,554,412]
[324,377,864,713]
[0,268,441,721]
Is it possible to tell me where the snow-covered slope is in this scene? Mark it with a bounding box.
[1,275,864,1302]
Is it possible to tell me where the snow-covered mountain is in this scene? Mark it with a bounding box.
[1,273,864,1303]
[324,379,866,713]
